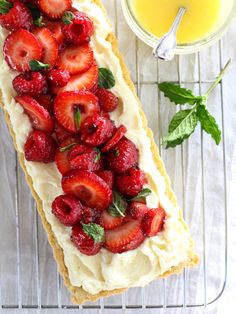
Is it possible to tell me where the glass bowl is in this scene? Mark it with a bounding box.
[121,0,236,54]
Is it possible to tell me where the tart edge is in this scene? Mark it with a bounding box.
[0,0,199,304]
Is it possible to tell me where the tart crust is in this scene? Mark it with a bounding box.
[0,0,199,305]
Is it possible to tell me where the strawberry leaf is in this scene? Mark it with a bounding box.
[29,60,50,71]
[158,82,203,105]
[98,68,115,89]
[130,188,152,201]
[62,11,74,25]
[0,0,13,14]
[163,109,198,148]
[108,191,127,217]
[197,104,221,145]
[82,223,104,243]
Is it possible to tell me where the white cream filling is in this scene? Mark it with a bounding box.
[0,0,193,295]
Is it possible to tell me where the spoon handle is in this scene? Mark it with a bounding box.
[169,7,186,35]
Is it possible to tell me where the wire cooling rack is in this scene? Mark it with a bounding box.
[0,0,229,311]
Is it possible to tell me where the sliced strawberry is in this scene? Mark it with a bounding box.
[56,63,98,93]
[55,136,81,174]
[101,125,127,153]
[129,202,149,220]
[99,210,123,230]
[142,208,166,237]
[58,43,94,75]
[33,27,59,68]
[15,95,54,133]
[38,0,72,19]
[62,170,112,211]
[54,90,100,133]
[96,88,119,112]
[105,219,145,253]
[3,29,42,72]
[36,94,54,114]
[44,19,65,44]
[96,171,114,189]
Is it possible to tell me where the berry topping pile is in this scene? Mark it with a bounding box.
[1,0,166,256]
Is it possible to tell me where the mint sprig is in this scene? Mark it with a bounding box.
[82,223,104,243]
[29,60,50,71]
[108,191,127,217]
[159,59,231,148]
[62,11,74,24]
[98,68,115,89]
[130,188,152,201]
[0,0,13,14]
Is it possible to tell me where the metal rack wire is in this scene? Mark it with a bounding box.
[0,0,228,311]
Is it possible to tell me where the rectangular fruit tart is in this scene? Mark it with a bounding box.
[0,0,199,304]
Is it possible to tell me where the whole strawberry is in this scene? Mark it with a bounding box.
[107,138,139,173]
[24,130,57,163]
[13,72,48,96]
[62,11,94,45]
[116,168,147,197]
[0,1,33,31]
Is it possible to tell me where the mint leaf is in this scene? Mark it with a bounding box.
[131,188,152,201]
[94,148,101,163]
[163,109,198,148]
[59,143,77,153]
[29,60,50,71]
[62,11,74,24]
[98,68,115,89]
[108,191,127,217]
[158,82,203,105]
[74,107,81,130]
[82,223,104,243]
[0,0,13,14]
[197,104,221,145]
[34,16,45,27]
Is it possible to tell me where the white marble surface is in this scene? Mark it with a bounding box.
[0,0,236,313]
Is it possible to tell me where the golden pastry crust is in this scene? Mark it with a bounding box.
[0,0,199,305]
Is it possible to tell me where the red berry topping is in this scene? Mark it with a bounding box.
[52,194,83,226]
[55,136,81,174]
[62,170,112,211]
[38,0,72,19]
[54,91,100,133]
[107,138,139,174]
[116,168,147,197]
[24,130,57,163]
[105,219,145,253]
[0,1,33,31]
[44,19,66,44]
[96,171,114,189]
[15,95,54,133]
[48,69,70,87]
[55,62,98,93]
[96,88,119,112]
[33,27,59,68]
[142,208,166,237]
[80,114,115,147]
[54,121,73,143]
[68,144,103,171]
[129,202,149,220]
[99,210,123,230]
[13,72,48,96]
[101,125,127,153]
[36,94,54,114]
[62,11,94,45]
[71,225,102,256]
[81,206,100,224]
[58,43,94,75]
[3,29,42,72]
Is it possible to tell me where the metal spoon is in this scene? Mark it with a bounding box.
[153,7,186,61]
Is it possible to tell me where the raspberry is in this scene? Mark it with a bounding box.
[96,88,119,112]
[52,194,83,226]
[24,130,57,163]
[48,69,70,87]
[0,1,33,31]
[71,224,102,256]
[68,144,103,171]
[107,138,139,173]
[115,168,147,197]
[13,72,48,96]
[81,206,100,224]
[80,114,115,146]
[62,11,94,45]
